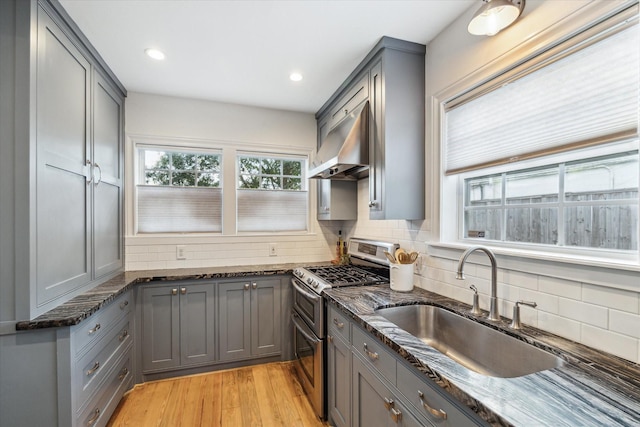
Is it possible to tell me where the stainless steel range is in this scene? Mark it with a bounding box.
[291,237,398,420]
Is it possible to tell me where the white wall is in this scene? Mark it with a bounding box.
[124,92,340,270]
[342,0,640,364]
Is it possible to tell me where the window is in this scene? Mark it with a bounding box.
[443,13,639,258]
[237,155,308,232]
[137,148,222,233]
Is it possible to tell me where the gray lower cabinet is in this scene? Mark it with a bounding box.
[327,333,352,427]
[141,282,216,372]
[353,354,424,427]
[219,278,282,361]
[65,291,133,427]
[326,303,488,427]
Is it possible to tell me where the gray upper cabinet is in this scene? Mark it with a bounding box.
[315,37,425,221]
[219,277,282,361]
[368,47,425,220]
[36,7,93,305]
[1,0,126,320]
[93,71,124,279]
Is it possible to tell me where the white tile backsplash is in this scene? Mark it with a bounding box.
[538,276,582,300]
[558,297,609,329]
[581,324,639,362]
[609,310,640,339]
[582,284,639,314]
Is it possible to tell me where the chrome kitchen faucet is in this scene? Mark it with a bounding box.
[456,246,500,321]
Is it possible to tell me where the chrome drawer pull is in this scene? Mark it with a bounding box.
[333,318,344,329]
[86,361,100,376]
[244,283,250,291]
[118,367,129,381]
[383,397,394,410]
[363,343,379,360]
[119,330,129,342]
[328,335,334,344]
[390,408,402,423]
[418,390,448,419]
[88,324,101,334]
[252,282,258,289]
[119,300,129,309]
[87,408,100,426]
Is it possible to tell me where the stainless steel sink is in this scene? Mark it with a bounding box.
[375,304,564,378]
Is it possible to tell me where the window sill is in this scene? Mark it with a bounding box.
[428,242,640,292]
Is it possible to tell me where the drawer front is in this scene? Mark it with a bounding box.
[72,290,132,357]
[328,305,351,343]
[76,352,132,427]
[328,73,369,129]
[352,325,396,386]
[396,362,487,427]
[75,316,131,408]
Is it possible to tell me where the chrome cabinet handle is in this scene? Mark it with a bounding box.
[119,300,129,309]
[368,200,378,207]
[252,282,258,290]
[291,279,320,302]
[244,283,250,291]
[171,288,178,295]
[118,367,129,381]
[119,330,128,342]
[383,397,394,410]
[328,335,334,343]
[86,361,100,376]
[363,343,379,360]
[333,318,344,329]
[94,162,102,186]
[181,287,187,295]
[86,408,100,426]
[88,324,101,334]
[418,390,447,419]
[390,408,402,423]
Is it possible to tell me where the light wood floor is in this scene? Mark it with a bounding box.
[107,362,330,427]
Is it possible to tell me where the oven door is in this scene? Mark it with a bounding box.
[291,277,324,338]
[292,311,324,420]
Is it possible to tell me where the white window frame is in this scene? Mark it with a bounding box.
[129,136,313,238]
[430,3,640,281]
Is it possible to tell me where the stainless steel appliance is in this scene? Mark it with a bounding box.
[291,237,398,420]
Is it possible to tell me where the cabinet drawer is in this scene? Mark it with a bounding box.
[352,325,396,386]
[328,73,369,130]
[397,362,487,427]
[75,316,131,408]
[328,305,351,343]
[76,352,132,427]
[72,290,132,357]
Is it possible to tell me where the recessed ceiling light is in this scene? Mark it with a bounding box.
[289,72,303,82]
[145,48,165,60]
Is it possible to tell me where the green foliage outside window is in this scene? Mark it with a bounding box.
[238,156,303,190]
[144,150,221,187]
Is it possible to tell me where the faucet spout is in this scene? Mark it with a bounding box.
[456,246,500,321]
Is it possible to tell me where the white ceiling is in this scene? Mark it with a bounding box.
[59,0,475,113]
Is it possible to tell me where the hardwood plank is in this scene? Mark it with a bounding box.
[252,364,284,427]
[106,362,330,427]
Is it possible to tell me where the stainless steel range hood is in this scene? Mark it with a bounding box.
[309,102,369,180]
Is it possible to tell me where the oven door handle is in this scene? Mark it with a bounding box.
[292,312,321,345]
[291,279,321,302]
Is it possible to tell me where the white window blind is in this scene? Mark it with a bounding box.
[237,189,307,232]
[445,23,639,175]
[137,186,222,233]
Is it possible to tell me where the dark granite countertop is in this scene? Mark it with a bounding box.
[15,263,318,330]
[323,284,640,427]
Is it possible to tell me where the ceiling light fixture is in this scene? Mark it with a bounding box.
[144,48,165,60]
[289,72,303,82]
[468,0,525,36]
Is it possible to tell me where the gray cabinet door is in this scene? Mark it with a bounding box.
[179,283,216,366]
[218,281,251,361]
[35,7,92,305]
[352,354,425,427]
[250,278,281,356]
[328,334,351,427]
[92,71,123,279]
[142,285,180,372]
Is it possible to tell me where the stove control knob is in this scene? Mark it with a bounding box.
[307,278,313,285]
